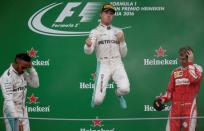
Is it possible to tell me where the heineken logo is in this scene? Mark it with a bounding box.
[144,46,178,66]
[144,104,170,112]
[154,47,167,57]
[80,117,115,131]
[26,93,51,113]
[27,47,50,66]
[91,117,103,127]
[80,73,115,89]
[27,93,39,104]
[26,106,50,113]
[27,48,38,58]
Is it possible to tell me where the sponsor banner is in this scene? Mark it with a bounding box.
[144,47,178,66]
[144,104,170,112]
[26,93,51,113]
[27,47,50,66]
[28,1,165,36]
[111,1,165,17]
[80,73,115,89]
[80,117,115,131]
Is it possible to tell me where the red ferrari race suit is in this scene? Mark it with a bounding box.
[161,62,202,131]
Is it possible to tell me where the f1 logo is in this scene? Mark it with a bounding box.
[55,2,101,23]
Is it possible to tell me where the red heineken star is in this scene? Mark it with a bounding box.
[27,48,38,58]
[92,117,102,127]
[155,47,166,57]
[28,94,38,104]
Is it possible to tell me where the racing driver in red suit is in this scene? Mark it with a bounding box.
[159,46,203,131]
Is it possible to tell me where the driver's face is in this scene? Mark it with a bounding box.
[101,11,114,25]
[16,60,32,74]
[179,55,188,67]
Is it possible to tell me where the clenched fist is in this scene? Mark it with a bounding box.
[86,38,93,47]
[116,32,125,43]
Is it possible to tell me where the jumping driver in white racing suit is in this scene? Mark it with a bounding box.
[84,3,130,109]
[0,53,39,131]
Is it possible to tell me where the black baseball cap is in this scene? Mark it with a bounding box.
[101,3,115,14]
